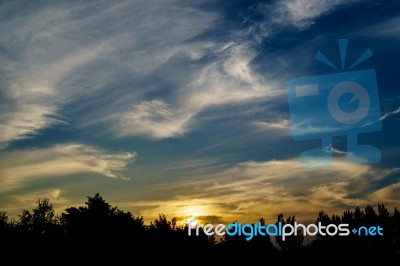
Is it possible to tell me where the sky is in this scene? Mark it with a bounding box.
[0,0,400,225]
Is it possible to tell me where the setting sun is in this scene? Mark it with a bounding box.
[184,205,204,218]
[187,217,198,226]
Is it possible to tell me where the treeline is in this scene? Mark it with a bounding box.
[0,193,399,263]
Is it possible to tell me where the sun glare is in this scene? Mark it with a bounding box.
[183,205,205,225]
[188,217,198,226]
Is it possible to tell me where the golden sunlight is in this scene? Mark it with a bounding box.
[182,205,203,224]
[188,217,198,226]
[184,205,204,217]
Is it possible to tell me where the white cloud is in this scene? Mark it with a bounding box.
[186,43,275,107]
[0,0,219,144]
[362,106,400,127]
[0,143,136,192]
[255,119,291,130]
[0,34,107,148]
[243,0,358,43]
[380,106,400,121]
[0,104,59,148]
[270,0,357,30]
[119,100,193,139]
[1,0,322,142]
[118,41,279,139]
[0,0,367,144]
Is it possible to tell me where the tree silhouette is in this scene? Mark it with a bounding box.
[310,204,400,259]
[17,198,60,239]
[275,213,304,255]
[393,207,400,253]
[0,211,8,230]
[61,193,145,255]
[217,217,278,263]
[0,194,399,263]
[0,211,10,243]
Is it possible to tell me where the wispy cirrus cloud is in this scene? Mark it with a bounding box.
[361,106,400,128]
[0,143,135,192]
[119,100,193,139]
[270,0,358,30]
[0,2,109,148]
[0,104,60,149]
[0,0,362,143]
[0,0,220,144]
[185,43,274,107]
[380,106,400,121]
[244,0,360,42]
[254,119,291,131]
[119,158,398,224]
[116,41,279,139]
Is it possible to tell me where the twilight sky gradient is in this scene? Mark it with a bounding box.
[1,0,400,225]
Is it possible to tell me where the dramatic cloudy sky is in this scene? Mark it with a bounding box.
[1,0,399,224]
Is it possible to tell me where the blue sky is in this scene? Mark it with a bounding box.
[0,0,400,224]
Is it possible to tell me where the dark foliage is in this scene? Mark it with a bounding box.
[0,194,399,264]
